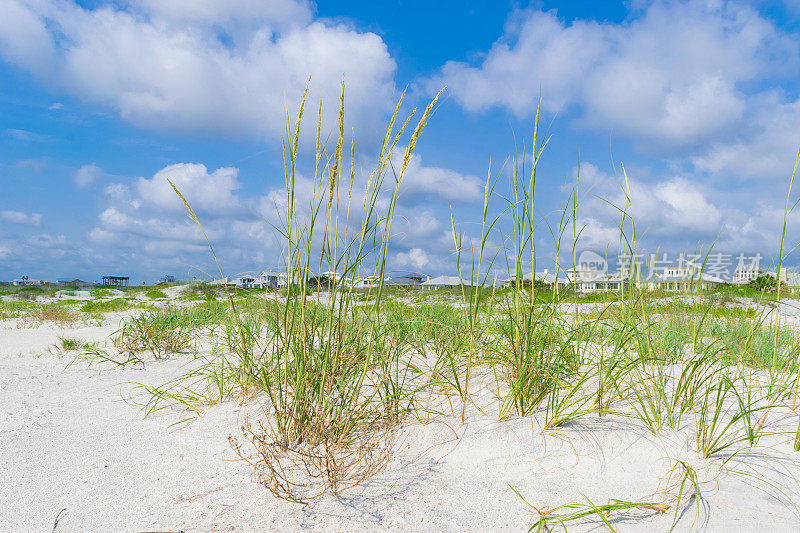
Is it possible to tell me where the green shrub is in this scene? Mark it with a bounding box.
[146,289,168,299]
[749,274,781,293]
[181,282,218,299]
[81,298,133,314]
[90,288,113,298]
[19,285,44,293]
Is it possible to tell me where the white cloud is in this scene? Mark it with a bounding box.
[0,210,42,226]
[104,183,129,200]
[398,151,483,202]
[136,0,312,29]
[572,162,724,246]
[83,155,471,276]
[137,163,242,215]
[653,178,721,232]
[27,233,67,248]
[88,162,274,271]
[48,102,63,110]
[0,0,57,72]
[73,163,103,188]
[428,2,797,150]
[692,95,800,181]
[560,158,800,266]
[395,247,429,269]
[0,0,397,141]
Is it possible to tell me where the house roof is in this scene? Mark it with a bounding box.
[259,270,286,277]
[385,275,425,286]
[421,275,469,286]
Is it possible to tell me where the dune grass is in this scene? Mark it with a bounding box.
[115,307,197,359]
[80,298,136,314]
[145,289,168,299]
[120,86,800,522]
[20,302,81,326]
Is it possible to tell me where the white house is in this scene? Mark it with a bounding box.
[574,273,625,293]
[210,276,240,288]
[561,266,625,293]
[733,264,763,285]
[353,276,382,289]
[643,271,725,292]
[258,270,287,289]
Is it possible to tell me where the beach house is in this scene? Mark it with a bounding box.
[258,270,287,289]
[101,275,130,287]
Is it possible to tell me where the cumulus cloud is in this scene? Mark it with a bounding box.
[88,161,288,278]
[428,2,797,151]
[137,163,242,215]
[692,95,800,181]
[572,162,724,247]
[398,151,483,202]
[0,0,397,141]
[137,0,312,28]
[73,163,103,188]
[1,210,42,226]
[83,153,473,277]
[92,165,244,253]
[563,159,800,264]
[395,247,430,269]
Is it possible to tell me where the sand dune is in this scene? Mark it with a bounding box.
[3,318,800,531]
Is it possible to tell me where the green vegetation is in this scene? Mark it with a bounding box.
[94,88,800,526]
[180,281,218,300]
[0,300,33,319]
[57,337,96,352]
[80,298,135,314]
[21,303,80,326]
[116,308,195,359]
[145,289,168,299]
[90,288,113,298]
[749,273,780,292]
[59,337,81,350]
[18,285,44,294]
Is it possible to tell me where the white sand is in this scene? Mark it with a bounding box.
[3,319,800,531]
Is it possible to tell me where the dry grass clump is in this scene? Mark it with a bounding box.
[20,303,80,327]
[231,410,394,503]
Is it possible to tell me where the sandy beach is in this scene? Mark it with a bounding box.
[3,305,800,532]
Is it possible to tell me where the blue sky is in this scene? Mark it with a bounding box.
[1,0,800,283]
